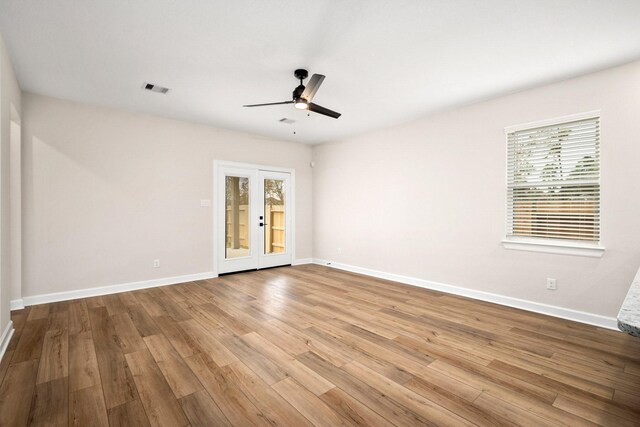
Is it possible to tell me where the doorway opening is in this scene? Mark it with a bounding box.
[214,161,295,275]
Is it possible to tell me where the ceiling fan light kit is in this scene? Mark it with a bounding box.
[243,69,341,119]
[294,98,308,110]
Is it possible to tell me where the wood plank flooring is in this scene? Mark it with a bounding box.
[1,264,639,426]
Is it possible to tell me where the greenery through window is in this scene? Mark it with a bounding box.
[506,116,600,242]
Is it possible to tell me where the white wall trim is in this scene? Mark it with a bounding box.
[312,259,618,330]
[501,239,605,258]
[213,160,296,174]
[10,299,24,311]
[292,258,313,266]
[503,110,601,133]
[15,272,215,308]
[0,321,14,362]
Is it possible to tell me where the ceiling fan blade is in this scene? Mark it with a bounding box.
[301,74,325,101]
[308,102,341,119]
[243,101,293,107]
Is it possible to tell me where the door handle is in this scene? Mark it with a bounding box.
[259,222,268,227]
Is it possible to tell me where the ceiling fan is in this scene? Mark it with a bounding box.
[243,69,341,119]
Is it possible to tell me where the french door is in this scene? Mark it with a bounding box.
[216,163,293,274]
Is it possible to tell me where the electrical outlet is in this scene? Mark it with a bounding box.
[546,278,557,290]
[337,247,342,254]
[153,259,160,268]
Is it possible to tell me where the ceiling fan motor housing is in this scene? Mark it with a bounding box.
[293,85,305,100]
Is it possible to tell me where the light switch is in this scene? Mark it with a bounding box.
[200,199,211,207]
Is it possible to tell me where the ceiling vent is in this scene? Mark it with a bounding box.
[279,118,296,124]
[142,82,170,94]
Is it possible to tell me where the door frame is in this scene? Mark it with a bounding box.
[212,160,296,277]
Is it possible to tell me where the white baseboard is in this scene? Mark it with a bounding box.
[12,262,313,309]
[0,321,14,362]
[15,272,216,308]
[10,299,24,311]
[312,259,618,330]
[11,260,618,330]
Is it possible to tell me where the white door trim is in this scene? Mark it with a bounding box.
[213,160,296,276]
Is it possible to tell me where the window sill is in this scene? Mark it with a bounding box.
[501,239,605,258]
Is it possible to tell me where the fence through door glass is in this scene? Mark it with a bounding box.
[264,179,285,254]
[225,176,249,259]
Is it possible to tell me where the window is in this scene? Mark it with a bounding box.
[503,112,603,257]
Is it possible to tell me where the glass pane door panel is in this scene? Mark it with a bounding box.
[264,179,285,254]
[225,176,250,259]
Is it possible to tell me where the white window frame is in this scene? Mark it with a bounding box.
[502,111,605,258]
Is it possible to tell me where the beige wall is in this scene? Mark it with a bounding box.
[10,119,21,303]
[313,60,640,318]
[21,93,313,298]
[0,33,21,334]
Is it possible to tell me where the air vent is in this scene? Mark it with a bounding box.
[279,118,296,124]
[142,82,170,94]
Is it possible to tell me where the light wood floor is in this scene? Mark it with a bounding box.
[1,264,639,426]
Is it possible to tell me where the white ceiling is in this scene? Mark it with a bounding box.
[1,1,640,144]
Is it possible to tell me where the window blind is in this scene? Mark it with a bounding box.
[506,116,600,242]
